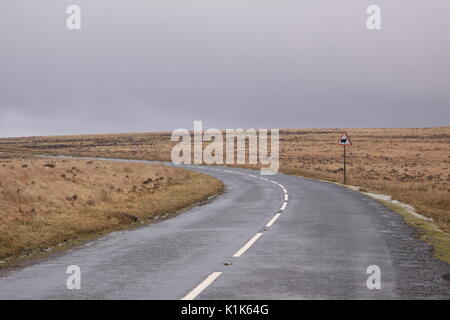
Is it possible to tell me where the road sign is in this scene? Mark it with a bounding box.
[338,132,352,146]
[338,132,351,184]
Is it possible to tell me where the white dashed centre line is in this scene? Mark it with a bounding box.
[265,213,281,228]
[179,166,289,299]
[233,233,263,258]
[181,272,223,300]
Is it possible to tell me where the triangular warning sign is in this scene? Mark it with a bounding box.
[338,132,352,146]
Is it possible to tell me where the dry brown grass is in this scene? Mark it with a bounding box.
[0,153,223,264]
[0,127,448,234]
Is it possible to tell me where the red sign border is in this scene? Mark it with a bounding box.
[338,132,352,146]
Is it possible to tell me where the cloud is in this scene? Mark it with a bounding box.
[0,0,449,137]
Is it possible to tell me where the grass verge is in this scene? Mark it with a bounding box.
[0,156,223,269]
[379,200,450,265]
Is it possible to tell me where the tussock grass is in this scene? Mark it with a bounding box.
[0,154,223,265]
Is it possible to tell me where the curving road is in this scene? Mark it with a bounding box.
[0,159,449,299]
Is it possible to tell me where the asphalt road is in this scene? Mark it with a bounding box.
[0,159,449,299]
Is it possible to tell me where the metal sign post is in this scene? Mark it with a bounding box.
[343,144,347,185]
[338,132,351,185]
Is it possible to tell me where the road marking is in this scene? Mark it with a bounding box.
[265,213,281,228]
[179,165,289,259]
[181,272,222,300]
[233,233,263,257]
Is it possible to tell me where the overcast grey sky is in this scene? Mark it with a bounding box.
[0,0,449,137]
